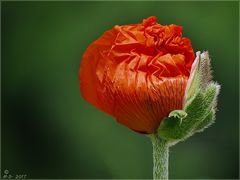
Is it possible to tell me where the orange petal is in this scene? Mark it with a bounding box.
[79,17,195,134]
[79,29,119,115]
[106,66,188,133]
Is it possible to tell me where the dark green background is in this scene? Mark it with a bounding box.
[2,1,239,179]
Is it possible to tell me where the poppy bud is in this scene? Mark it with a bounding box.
[79,17,221,180]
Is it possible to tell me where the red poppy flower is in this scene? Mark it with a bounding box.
[79,16,195,134]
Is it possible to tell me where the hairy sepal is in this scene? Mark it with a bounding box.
[154,51,220,145]
[158,77,220,144]
[184,51,213,105]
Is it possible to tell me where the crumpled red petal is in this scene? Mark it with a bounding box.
[79,16,195,134]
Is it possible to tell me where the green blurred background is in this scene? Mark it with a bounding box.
[1,1,239,179]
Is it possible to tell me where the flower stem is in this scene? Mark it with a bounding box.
[149,133,169,180]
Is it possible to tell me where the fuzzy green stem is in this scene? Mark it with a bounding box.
[150,133,169,180]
